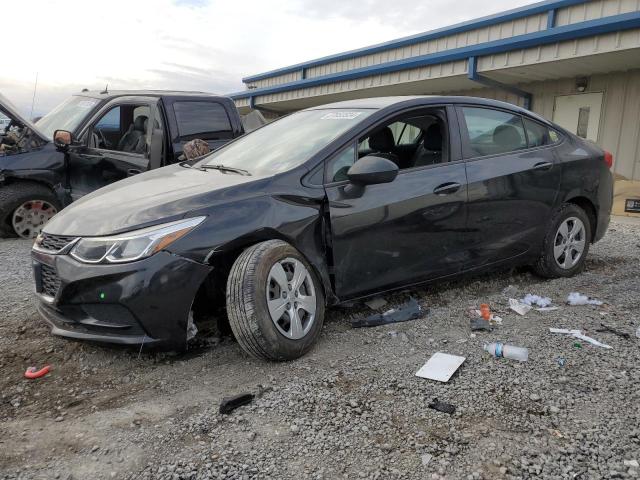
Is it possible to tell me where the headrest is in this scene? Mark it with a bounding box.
[369,126,395,152]
[134,115,148,132]
[493,124,522,150]
[423,123,442,151]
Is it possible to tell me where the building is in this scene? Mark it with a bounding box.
[230,0,640,216]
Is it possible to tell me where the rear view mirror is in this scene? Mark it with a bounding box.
[53,130,73,149]
[347,155,399,185]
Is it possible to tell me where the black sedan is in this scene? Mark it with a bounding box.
[32,96,613,360]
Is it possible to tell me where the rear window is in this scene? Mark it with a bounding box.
[524,117,557,147]
[173,101,232,141]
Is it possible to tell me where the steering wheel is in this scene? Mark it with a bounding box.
[95,128,111,149]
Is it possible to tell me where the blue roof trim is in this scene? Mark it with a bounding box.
[230,11,640,100]
[242,0,588,83]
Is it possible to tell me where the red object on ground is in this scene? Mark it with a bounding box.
[480,304,491,320]
[24,365,51,379]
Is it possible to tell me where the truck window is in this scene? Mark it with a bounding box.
[90,104,150,154]
[173,101,232,141]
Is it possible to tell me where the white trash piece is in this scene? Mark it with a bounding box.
[567,292,603,306]
[484,342,529,361]
[549,328,612,349]
[521,294,552,308]
[636,325,640,339]
[415,352,465,382]
[509,298,532,316]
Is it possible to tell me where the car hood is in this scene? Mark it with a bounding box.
[44,163,270,236]
[0,93,49,142]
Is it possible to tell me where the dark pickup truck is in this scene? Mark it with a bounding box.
[0,90,246,238]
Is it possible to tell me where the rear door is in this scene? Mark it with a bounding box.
[325,105,469,299]
[163,99,236,163]
[457,105,562,268]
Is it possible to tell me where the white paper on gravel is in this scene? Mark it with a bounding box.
[549,328,612,349]
[415,352,466,382]
[509,298,532,315]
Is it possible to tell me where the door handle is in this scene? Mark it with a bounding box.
[532,161,553,171]
[433,182,462,195]
[127,169,142,176]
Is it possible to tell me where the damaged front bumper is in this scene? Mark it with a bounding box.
[32,249,212,349]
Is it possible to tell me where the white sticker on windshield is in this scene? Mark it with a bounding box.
[320,112,362,120]
[78,100,98,109]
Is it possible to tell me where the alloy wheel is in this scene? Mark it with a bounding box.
[553,216,586,269]
[11,200,58,239]
[266,257,317,340]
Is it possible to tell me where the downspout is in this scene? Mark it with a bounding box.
[467,56,532,110]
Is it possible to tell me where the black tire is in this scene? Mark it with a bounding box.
[226,240,325,361]
[533,203,591,278]
[0,182,61,238]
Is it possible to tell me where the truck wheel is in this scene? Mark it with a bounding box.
[533,203,591,278]
[226,240,325,361]
[0,183,61,239]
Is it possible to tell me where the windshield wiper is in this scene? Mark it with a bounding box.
[200,164,251,176]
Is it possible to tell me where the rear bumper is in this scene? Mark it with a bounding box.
[32,249,212,349]
[594,169,614,243]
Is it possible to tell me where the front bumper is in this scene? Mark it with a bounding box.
[32,249,212,349]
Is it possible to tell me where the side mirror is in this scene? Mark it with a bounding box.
[53,130,73,150]
[347,155,399,186]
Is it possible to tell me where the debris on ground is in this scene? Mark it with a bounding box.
[502,284,518,297]
[351,297,423,328]
[535,306,560,312]
[219,392,255,414]
[363,297,387,310]
[596,323,631,339]
[470,317,492,332]
[521,294,552,308]
[556,357,566,367]
[549,328,612,349]
[509,298,532,316]
[479,303,491,320]
[428,398,456,414]
[469,307,502,326]
[24,365,51,379]
[415,352,465,382]
[567,292,603,306]
[483,342,529,361]
[421,453,433,467]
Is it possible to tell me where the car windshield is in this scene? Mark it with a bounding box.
[35,96,100,140]
[197,108,374,175]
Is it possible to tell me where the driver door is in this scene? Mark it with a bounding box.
[67,98,156,200]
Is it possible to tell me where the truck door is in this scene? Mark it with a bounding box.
[67,97,154,199]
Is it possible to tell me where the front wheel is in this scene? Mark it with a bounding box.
[0,183,61,238]
[533,203,591,278]
[226,240,325,361]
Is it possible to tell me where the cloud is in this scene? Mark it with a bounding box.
[2,0,537,118]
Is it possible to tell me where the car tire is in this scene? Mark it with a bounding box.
[533,203,591,278]
[0,183,61,238]
[226,240,325,361]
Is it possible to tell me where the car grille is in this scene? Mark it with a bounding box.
[41,264,61,298]
[39,233,77,252]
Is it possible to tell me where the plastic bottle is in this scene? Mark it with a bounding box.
[484,342,529,362]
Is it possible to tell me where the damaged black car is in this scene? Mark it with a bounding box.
[32,96,613,360]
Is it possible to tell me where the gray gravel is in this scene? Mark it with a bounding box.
[1,219,639,480]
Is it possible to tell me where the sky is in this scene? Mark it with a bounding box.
[2,0,537,118]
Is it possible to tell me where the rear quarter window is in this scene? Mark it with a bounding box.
[523,117,558,147]
[173,101,232,141]
[461,107,527,157]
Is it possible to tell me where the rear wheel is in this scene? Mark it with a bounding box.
[0,183,61,238]
[226,240,325,361]
[533,203,591,278]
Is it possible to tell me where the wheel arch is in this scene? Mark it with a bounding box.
[564,196,597,242]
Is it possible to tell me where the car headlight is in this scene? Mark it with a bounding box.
[70,216,206,264]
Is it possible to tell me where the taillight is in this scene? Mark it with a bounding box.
[604,151,613,169]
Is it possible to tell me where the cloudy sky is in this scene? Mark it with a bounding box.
[3,0,536,118]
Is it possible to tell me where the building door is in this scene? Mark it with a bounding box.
[553,92,603,142]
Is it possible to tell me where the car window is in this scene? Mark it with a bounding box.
[327,145,356,182]
[524,117,556,147]
[173,101,232,141]
[90,103,150,154]
[388,121,421,145]
[461,107,527,157]
[95,107,120,132]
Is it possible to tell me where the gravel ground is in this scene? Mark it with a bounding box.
[1,219,639,480]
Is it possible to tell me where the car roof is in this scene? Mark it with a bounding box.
[307,95,528,112]
[73,90,228,100]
